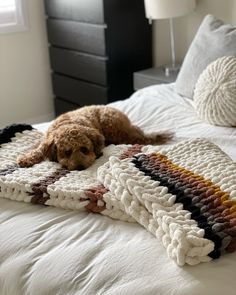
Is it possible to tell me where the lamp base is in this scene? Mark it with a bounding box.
[163,64,181,77]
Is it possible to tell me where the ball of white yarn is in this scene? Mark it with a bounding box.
[194,56,236,127]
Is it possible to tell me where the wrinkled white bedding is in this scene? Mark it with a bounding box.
[1,84,236,295]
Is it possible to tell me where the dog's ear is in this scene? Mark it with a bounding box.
[39,134,58,162]
[46,141,57,162]
[85,128,105,157]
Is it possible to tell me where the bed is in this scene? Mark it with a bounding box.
[1,83,236,295]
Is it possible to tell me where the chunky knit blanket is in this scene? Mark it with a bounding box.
[1,124,236,266]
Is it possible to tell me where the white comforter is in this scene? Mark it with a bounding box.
[1,84,236,295]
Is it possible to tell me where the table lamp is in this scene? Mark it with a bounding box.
[144,0,196,76]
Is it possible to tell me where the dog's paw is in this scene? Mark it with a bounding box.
[17,155,34,168]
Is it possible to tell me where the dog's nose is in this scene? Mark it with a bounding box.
[77,165,85,171]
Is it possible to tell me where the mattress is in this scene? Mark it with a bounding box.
[1,84,236,295]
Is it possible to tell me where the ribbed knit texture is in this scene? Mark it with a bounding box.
[1,125,236,265]
[194,56,236,127]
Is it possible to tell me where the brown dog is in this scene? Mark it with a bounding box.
[17,105,172,170]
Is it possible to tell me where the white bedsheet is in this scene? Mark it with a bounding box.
[1,84,236,295]
[111,84,236,161]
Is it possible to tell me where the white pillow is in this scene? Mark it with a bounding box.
[194,56,236,127]
[175,15,236,99]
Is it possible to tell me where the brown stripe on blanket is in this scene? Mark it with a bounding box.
[30,168,70,205]
[0,165,19,193]
[119,144,144,160]
[83,185,108,213]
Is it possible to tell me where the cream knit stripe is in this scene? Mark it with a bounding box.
[161,139,236,200]
[98,156,213,266]
[0,161,61,203]
[45,145,131,211]
[0,127,56,203]
[0,130,43,170]
[101,191,136,222]
[46,171,101,211]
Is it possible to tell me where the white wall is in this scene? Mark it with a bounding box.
[153,0,236,67]
[0,0,54,128]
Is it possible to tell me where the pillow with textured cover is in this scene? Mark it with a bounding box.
[175,14,236,99]
[194,56,236,127]
[1,124,236,266]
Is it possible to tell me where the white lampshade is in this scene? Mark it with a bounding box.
[144,0,196,20]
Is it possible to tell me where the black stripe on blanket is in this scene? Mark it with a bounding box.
[132,154,222,259]
[0,124,33,145]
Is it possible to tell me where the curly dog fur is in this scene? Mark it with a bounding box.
[17,105,172,170]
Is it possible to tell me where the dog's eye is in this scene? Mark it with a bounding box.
[80,146,89,155]
[65,149,72,157]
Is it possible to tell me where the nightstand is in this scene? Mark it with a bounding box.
[133,67,178,91]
